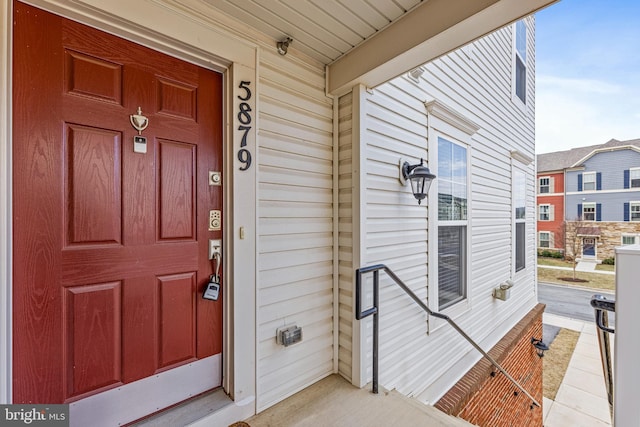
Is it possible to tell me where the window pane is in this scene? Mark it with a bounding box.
[516,20,527,61]
[515,57,526,103]
[438,137,467,221]
[516,222,526,271]
[439,226,466,308]
[583,204,595,221]
[622,236,636,245]
[583,173,596,191]
[539,205,549,221]
[631,168,640,188]
[631,203,640,221]
[539,177,549,193]
[515,171,526,219]
[539,232,550,248]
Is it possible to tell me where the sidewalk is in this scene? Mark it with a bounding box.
[543,313,612,426]
[538,264,615,275]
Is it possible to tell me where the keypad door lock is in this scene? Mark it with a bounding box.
[209,210,221,231]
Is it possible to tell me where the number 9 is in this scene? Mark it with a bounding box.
[238,148,252,171]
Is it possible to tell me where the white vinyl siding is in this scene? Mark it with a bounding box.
[350,16,537,405]
[257,49,334,410]
[337,92,354,381]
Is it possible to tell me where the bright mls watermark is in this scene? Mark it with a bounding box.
[1,405,69,426]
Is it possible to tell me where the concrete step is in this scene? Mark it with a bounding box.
[245,374,475,427]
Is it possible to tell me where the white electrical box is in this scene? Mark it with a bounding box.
[276,325,303,347]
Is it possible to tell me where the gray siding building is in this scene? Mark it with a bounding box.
[538,138,640,261]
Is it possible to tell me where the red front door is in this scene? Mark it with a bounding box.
[12,2,223,421]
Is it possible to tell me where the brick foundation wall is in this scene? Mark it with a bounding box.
[435,304,545,427]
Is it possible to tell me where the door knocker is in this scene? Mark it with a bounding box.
[130,106,149,153]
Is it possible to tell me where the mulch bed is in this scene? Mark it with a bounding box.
[558,277,588,283]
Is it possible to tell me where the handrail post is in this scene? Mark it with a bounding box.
[373,270,379,394]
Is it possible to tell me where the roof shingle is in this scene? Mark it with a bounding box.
[537,138,640,172]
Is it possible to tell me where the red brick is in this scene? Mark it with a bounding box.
[435,304,544,427]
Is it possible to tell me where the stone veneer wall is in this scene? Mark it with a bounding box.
[435,304,545,427]
[565,221,640,261]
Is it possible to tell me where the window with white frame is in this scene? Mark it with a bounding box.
[582,202,596,221]
[631,168,640,188]
[622,235,637,245]
[539,204,551,221]
[583,172,596,191]
[539,231,551,248]
[539,177,550,194]
[437,136,468,309]
[631,202,640,221]
[513,20,527,104]
[514,169,526,272]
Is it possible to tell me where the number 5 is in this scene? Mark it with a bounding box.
[238,81,251,101]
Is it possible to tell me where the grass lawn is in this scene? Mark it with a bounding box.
[537,266,615,291]
[543,328,580,400]
[537,256,615,290]
[596,263,615,272]
[537,257,574,268]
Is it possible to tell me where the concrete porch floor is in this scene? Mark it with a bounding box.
[245,374,474,427]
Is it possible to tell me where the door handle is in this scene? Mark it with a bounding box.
[203,240,222,301]
[209,239,222,281]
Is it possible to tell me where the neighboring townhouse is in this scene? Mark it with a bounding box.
[537,138,640,261]
[536,169,565,253]
[2,2,552,427]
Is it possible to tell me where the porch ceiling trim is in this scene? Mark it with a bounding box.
[327,0,557,96]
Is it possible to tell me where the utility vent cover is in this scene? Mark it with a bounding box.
[276,325,303,347]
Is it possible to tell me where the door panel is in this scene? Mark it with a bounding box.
[64,282,122,398]
[65,124,122,246]
[158,140,196,241]
[13,2,223,413]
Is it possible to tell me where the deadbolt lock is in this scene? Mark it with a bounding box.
[209,171,222,186]
[209,210,221,231]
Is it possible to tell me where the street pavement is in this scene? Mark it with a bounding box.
[538,282,614,324]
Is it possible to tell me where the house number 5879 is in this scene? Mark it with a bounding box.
[237,81,252,171]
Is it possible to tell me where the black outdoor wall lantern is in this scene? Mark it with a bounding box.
[531,337,549,358]
[399,158,436,205]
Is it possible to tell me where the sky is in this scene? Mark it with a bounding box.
[534,0,640,154]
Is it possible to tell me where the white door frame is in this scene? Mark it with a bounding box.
[0,1,258,420]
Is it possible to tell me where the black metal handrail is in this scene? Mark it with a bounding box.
[355,264,541,408]
[591,294,615,411]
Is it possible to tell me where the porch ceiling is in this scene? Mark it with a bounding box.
[204,0,557,95]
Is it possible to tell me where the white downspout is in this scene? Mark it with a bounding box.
[332,94,339,373]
